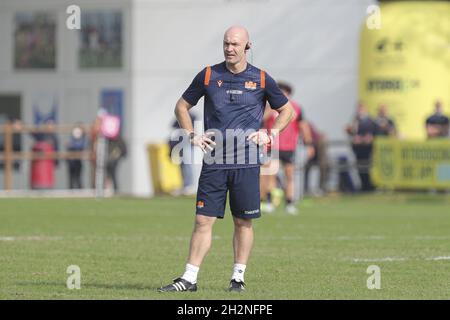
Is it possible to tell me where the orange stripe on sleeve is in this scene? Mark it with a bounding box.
[260,70,265,89]
[204,66,211,86]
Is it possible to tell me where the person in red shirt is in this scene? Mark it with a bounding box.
[261,82,314,215]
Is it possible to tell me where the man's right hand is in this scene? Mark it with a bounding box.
[190,132,216,154]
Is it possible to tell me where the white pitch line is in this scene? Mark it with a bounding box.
[351,256,450,262]
[426,256,450,261]
[351,257,407,262]
[414,236,450,240]
[0,236,62,241]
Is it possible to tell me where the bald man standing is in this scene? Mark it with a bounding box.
[158,26,294,292]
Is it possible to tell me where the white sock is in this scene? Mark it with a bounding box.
[181,263,199,284]
[231,263,246,282]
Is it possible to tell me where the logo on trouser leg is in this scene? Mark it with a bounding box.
[244,209,259,215]
[196,201,205,209]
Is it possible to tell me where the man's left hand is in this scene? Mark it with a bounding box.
[247,130,273,146]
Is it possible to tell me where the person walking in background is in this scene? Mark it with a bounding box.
[303,120,329,196]
[66,124,87,189]
[345,102,376,192]
[105,134,127,193]
[260,81,314,215]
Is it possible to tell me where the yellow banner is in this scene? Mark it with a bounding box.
[371,138,450,189]
[359,1,450,140]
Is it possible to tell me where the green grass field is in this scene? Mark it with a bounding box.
[1,193,449,300]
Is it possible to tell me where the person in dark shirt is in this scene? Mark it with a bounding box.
[66,124,87,189]
[374,105,396,137]
[345,103,376,192]
[426,101,449,138]
[303,120,329,196]
[158,26,294,293]
[105,135,127,192]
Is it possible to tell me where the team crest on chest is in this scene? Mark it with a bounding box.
[217,80,223,87]
[245,81,257,90]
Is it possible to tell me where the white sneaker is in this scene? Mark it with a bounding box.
[286,204,298,215]
[261,202,275,214]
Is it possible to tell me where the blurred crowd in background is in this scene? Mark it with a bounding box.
[0,113,127,193]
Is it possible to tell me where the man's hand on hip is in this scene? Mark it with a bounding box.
[247,130,274,146]
[190,132,216,154]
